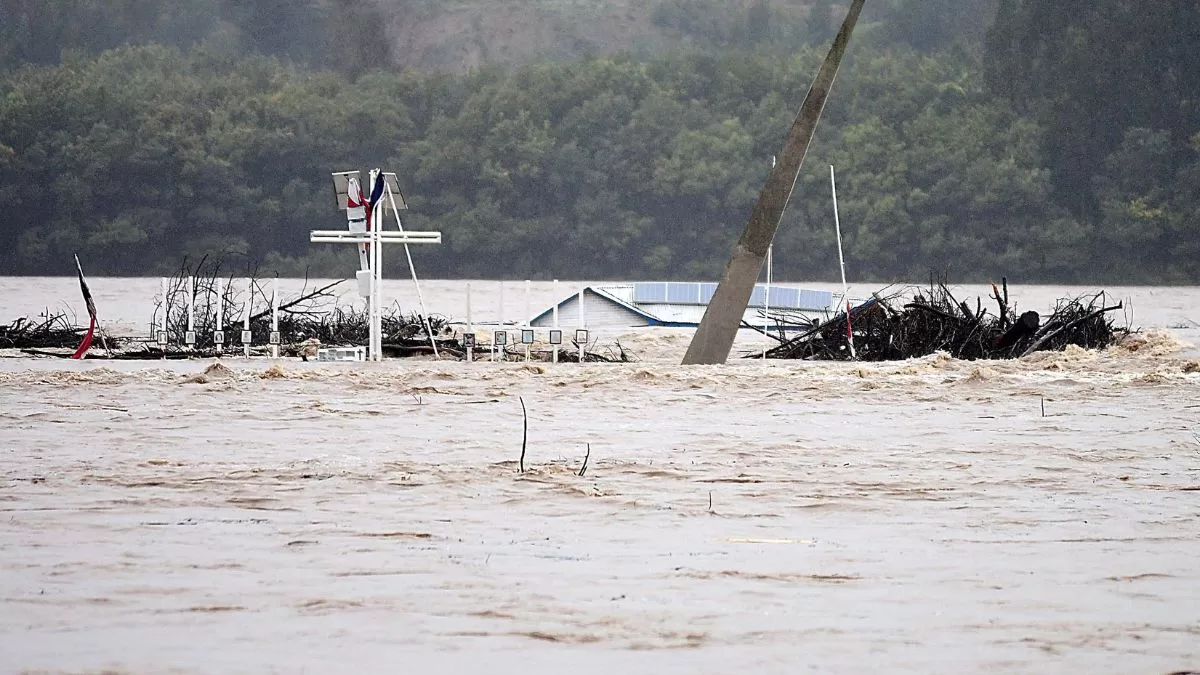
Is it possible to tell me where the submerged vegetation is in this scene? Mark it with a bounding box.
[1,255,634,362]
[763,280,1128,361]
[0,0,1196,283]
[1,313,119,351]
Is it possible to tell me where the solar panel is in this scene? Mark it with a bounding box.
[633,283,667,303]
[330,171,362,211]
[667,283,697,304]
[768,287,799,308]
[748,286,831,309]
[749,287,766,306]
[800,289,834,310]
[381,172,407,209]
[631,282,833,310]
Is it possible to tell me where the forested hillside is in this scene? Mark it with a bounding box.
[0,0,1000,73]
[0,0,1196,283]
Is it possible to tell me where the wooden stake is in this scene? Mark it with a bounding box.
[518,396,528,473]
[578,443,590,477]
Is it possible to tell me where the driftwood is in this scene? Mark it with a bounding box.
[143,256,461,358]
[154,256,348,351]
[763,280,1128,361]
[6,255,642,363]
[2,313,122,351]
[995,311,1039,349]
[578,443,591,477]
[518,396,528,474]
[1019,295,1124,357]
[491,339,633,363]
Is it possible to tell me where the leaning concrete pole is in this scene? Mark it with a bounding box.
[682,0,867,365]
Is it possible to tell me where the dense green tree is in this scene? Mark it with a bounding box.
[985,0,1200,217]
[1,1,1196,283]
[1090,129,1200,282]
[0,0,219,68]
[0,44,418,274]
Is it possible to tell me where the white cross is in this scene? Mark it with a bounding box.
[311,171,442,362]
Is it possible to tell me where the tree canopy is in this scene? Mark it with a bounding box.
[1,0,1196,283]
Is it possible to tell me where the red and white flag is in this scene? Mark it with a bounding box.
[345,177,370,271]
[70,254,97,359]
[347,176,365,211]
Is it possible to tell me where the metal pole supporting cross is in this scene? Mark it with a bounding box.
[309,229,441,361]
[314,170,442,362]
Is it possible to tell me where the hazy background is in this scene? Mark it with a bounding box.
[1,0,1197,283]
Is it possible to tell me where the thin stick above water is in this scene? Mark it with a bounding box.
[518,396,528,474]
[578,443,590,477]
[831,165,856,359]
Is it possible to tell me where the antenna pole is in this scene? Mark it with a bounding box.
[385,182,439,358]
[369,169,382,361]
[831,165,855,359]
[763,244,772,359]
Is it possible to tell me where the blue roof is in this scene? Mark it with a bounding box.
[633,282,832,311]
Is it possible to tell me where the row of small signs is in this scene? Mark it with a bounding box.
[462,329,588,348]
[155,327,586,353]
[157,330,281,346]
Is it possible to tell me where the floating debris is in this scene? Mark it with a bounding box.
[2,313,121,352]
[762,279,1127,361]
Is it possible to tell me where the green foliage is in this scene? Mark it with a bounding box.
[0,0,376,72]
[1089,128,1200,282]
[985,0,1200,218]
[0,1,1196,284]
[0,0,220,68]
[0,44,414,274]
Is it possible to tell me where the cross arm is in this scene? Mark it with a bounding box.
[309,230,442,244]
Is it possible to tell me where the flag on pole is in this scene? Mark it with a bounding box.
[367,172,385,210]
[346,177,370,271]
[347,177,366,212]
[70,254,97,359]
[364,172,385,237]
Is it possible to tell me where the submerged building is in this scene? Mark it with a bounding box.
[529,282,840,329]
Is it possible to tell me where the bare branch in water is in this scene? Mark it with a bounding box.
[578,443,590,477]
[518,396,528,474]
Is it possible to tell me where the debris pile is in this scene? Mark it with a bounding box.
[763,280,1127,361]
[135,256,458,358]
[4,255,641,362]
[1,313,121,351]
[277,307,456,358]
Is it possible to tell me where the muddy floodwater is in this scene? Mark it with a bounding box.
[2,278,1199,673]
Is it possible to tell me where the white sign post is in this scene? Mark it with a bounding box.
[214,279,225,349]
[551,279,559,363]
[157,277,168,356]
[185,276,196,348]
[312,170,441,362]
[270,278,280,359]
[242,277,252,358]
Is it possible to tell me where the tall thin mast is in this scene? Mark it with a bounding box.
[830,165,855,359]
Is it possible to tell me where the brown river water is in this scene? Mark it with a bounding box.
[2,277,1199,673]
